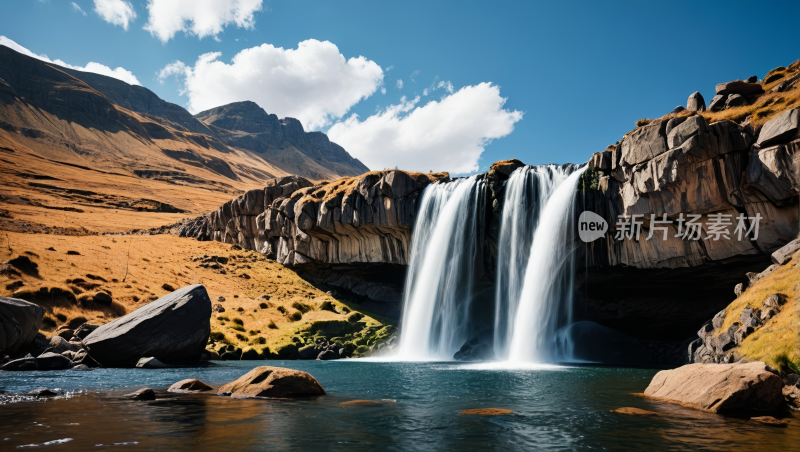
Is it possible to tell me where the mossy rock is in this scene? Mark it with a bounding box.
[347,312,364,323]
[275,343,298,359]
[241,347,260,360]
[355,345,370,354]
[308,320,364,337]
[221,349,242,360]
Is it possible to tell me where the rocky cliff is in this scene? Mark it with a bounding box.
[179,170,449,318]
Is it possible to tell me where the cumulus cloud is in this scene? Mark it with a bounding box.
[156,39,383,130]
[381,87,387,94]
[144,0,262,43]
[0,35,140,85]
[327,83,523,174]
[72,2,87,16]
[93,0,137,30]
[396,79,403,89]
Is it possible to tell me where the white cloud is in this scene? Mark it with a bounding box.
[0,35,141,85]
[144,0,262,44]
[381,87,387,94]
[93,0,137,30]
[328,83,523,174]
[157,39,383,130]
[396,79,403,89]
[72,2,87,16]
[410,70,419,82]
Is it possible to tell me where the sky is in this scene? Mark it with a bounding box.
[1,0,799,175]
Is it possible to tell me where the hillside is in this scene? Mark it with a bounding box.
[0,45,369,233]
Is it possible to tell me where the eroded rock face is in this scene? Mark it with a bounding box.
[217,366,325,398]
[643,362,783,413]
[83,285,211,367]
[0,297,44,358]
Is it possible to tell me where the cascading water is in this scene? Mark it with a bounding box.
[504,165,586,363]
[395,176,485,360]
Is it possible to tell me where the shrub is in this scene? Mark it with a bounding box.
[230,324,245,332]
[232,318,244,326]
[210,331,227,342]
[268,320,278,329]
[347,312,364,323]
[41,316,56,331]
[774,352,800,376]
[635,118,651,127]
[319,300,335,312]
[292,301,314,313]
[235,333,247,342]
[259,302,269,309]
[277,306,287,314]
[218,315,230,321]
[56,313,67,322]
[289,311,303,321]
[250,336,267,345]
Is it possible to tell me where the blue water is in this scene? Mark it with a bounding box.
[1,360,797,451]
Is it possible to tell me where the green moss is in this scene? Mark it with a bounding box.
[578,167,600,193]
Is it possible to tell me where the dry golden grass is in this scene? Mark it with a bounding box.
[717,250,800,366]
[0,232,393,352]
[297,169,450,206]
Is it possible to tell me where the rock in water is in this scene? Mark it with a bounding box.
[83,285,211,367]
[168,379,214,392]
[135,357,171,368]
[121,388,156,401]
[0,297,44,357]
[217,366,326,398]
[36,352,74,370]
[643,362,783,413]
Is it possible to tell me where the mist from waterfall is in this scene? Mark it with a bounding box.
[503,166,586,363]
[493,165,576,359]
[395,176,485,360]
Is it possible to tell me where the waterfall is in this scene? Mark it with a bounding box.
[396,176,485,360]
[504,165,586,363]
[493,165,576,359]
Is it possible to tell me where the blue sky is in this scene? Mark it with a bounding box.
[1,1,799,175]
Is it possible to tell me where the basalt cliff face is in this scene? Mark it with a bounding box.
[179,170,450,318]
[578,108,799,341]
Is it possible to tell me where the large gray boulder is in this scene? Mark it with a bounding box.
[83,285,212,367]
[756,108,799,147]
[715,80,765,96]
[708,94,727,111]
[771,238,800,265]
[0,297,44,357]
[686,91,706,111]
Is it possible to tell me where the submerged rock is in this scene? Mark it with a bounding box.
[121,388,156,401]
[458,408,513,415]
[83,285,211,367]
[0,296,44,357]
[750,416,786,427]
[217,366,325,398]
[136,357,171,368]
[0,356,38,371]
[610,407,659,416]
[643,362,783,413]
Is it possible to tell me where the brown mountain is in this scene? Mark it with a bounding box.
[0,45,369,233]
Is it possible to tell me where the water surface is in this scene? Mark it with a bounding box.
[1,361,797,451]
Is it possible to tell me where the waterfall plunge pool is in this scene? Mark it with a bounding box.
[1,360,797,451]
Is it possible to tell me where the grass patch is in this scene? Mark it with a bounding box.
[635,118,651,127]
[230,324,245,332]
[727,250,800,365]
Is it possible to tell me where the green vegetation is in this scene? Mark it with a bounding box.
[276,306,287,314]
[347,312,364,323]
[291,301,314,313]
[775,352,800,376]
[230,324,245,332]
[289,311,303,321]
[268,320,278,329]
[232,317,244,326]
[578,167,600,193]
[209,331,226,342]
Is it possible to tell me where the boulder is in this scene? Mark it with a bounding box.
[317,350,338,360]
[715,80,764,96]
[297,344,318,360]
[72,323,99,340]
[672,106,685,114]
[35,352,73,370]
[686,91,706,111]
[56,328,74,340]
[0,296,44,357]
[757,108,799,147]
[83,285,211,367]
[746,76,758,83]
[48,336,83,354]
[708,94,727,111]
[643,362,783,413]
[122,388,156,401]
[168,379,214,392]
[217,366,325,398]
[725,93,749,109]
[136,357,171,368]
[453,328,495,361]
[0,356,38,371]
[27,388,57,397]
[771,238,800,265]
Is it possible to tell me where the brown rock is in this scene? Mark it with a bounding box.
[715,80,764,96]
[750,416,786,427]
[121,388,156,400]
[340,399,395,406]
[643,362,783,413]
[168,379,214,392]
[217,366,325,398]
[459,408,513,415]
[610,407,659,416]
